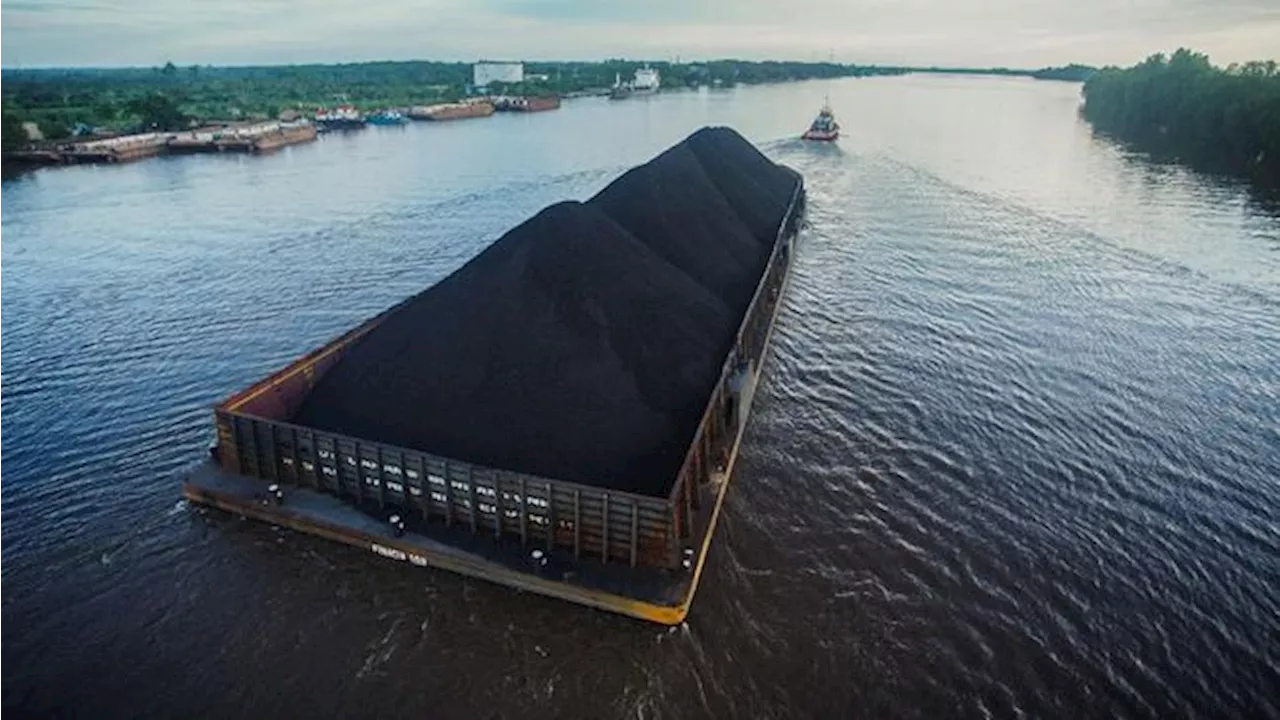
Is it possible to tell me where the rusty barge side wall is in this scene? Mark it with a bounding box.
[210,178,805,570]
[409,102,496,121]
[214,412,675,566]
[214,302,674,567]
[665,179,805,562]
[248,123,318,152]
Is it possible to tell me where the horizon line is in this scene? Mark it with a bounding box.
[0,56,1105,73]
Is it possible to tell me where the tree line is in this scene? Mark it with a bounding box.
[0,59,907,148]
[908,64,1095,82]
[1,57,1109,152]
[1082,49,1280,186]
[2,60,476,146]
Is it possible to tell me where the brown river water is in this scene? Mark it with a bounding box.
[3,75,1279,719]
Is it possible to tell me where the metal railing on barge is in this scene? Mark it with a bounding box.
[213,177,805,571]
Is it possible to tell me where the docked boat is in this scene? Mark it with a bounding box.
[609,73,633,100]
[367,110,408,125]
[609,66,661,100]
[632,65,660,94]
[492,96,561,113]
[802,102,840,142]
[315,105,367,131]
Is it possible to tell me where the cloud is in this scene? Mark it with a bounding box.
[2,0,1277,67]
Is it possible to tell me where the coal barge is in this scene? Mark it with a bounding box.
[183,127,805,625]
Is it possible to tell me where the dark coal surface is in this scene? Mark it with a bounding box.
[294,126,799,495]
[295,202,728,494]
[590,143,766,317]
[683,127,800,245]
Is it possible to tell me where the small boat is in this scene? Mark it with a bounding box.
[367,110,408,125]
[802,102,839,142]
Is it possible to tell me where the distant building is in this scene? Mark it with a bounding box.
[474,61,524,88]
[21,122,44,141]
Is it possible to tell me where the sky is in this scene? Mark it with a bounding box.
[2,0,1278,69]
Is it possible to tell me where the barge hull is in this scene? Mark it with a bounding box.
[183,211,796,624]
[183,466,687,623]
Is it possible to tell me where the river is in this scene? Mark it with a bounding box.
[3,75,1278,719]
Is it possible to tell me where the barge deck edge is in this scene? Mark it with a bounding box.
[183,468,690,624]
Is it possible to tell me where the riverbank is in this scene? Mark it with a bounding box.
[3,120,317,168]
[2,58,1097,148]
[3,95,566,170]
[1082,49,1280,187]
[0,60,896,144]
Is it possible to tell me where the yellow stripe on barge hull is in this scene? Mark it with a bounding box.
[182,225,797,625]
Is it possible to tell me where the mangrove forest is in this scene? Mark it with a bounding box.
[1082,49,1280,186]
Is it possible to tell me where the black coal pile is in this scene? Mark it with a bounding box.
[683,127,801,245]
[590,143,765,319]
[294,126,799,495]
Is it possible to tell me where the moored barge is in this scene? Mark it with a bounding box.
[183,127,805,624]
[408,101,496,121]
[492,96,562,112]
[61,132,170,163]
[168,122,318,154]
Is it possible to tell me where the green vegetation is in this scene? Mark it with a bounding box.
[1,61,476,140]
[2,112,27,151]
[0,60,906,144]
[0,56,1107,152]
[1082,49,1280,186]
[908,64,1096,81]
[1030,64,1096,82]
[524,59,905,93]
[126,92,192,131]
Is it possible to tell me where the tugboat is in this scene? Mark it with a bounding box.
[366,109,408,125]
[802,100,840,142]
